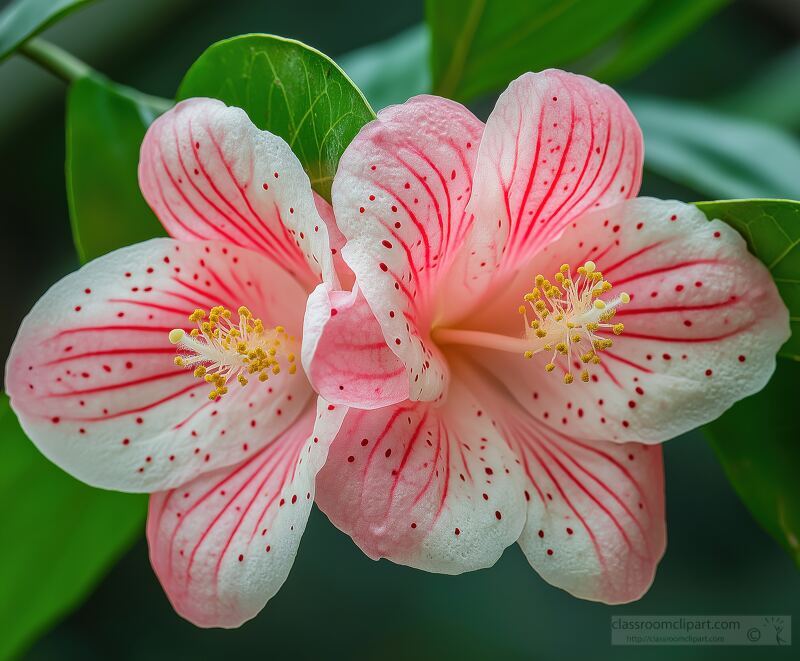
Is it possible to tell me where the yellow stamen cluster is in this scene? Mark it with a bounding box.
[169,305,297,400]
[518,261,630,385]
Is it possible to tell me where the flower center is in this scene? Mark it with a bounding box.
[168,305,297,400]
[518,261,629,383]
[432,261,629,384]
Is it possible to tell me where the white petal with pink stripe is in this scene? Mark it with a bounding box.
[464,198,790,443]
[139,97,337,289]
[148,398,345,628]
[332,95,484,402]
[6,239,313,492]
[463,69,642,300]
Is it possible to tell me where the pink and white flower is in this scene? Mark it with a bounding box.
[304,70,790,602]
[5,98,349,627]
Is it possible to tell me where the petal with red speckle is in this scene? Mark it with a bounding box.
[467,198,789,443]
[464,70,642,298]
[332,95,484,401]
[147,397,345,627]
[315,378,526,573]
[139,98,337,289]
[6,239,313,492]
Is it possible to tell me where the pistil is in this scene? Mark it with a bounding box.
[432,261,629,384]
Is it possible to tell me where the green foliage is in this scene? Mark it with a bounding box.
[178,34,375,202]
[339,26,430,113]
[696,199,800,361]
[632,95,800,200]
[588,0,727,81]
[704,358,800,569]
[0,0,94,60]
[426,0,648,101]
[698,200,800,568]
[66,75,168,263]
[0,394,146,659]
[718,46,800,132]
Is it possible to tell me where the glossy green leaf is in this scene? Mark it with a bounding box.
[66,75,169,264]
[695,199,800,360]
[426,0,649,101]
[631,95,800,200]
[704,358,800,568]
[588,0,727,82]
[0,394,146,659]
[178,34,375,202]
[0,0,94,60]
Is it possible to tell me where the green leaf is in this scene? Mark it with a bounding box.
[178,33,375,202]
[704,358,800,568]
[695,199,800,361]
[0,394,146,659]
[587,0,727,82]
[66,75,169,264]
[631,95,800,200]
[0,0,94,61]
[426,0,649,101]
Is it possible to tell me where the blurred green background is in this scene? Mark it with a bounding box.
[1,0,799,659]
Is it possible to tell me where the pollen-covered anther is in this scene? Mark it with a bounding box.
[518,260,630,384]
[168,305,298,400]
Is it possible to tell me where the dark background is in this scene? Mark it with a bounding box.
[1,1,798,659]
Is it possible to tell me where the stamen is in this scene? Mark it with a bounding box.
[517,261,630,384]
[168,305,297,400]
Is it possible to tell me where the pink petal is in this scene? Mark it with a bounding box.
[314,192,353,290]
[477,381,665,603]
[332,95,484,401]
[315,379,526,573]
[147,397,345,627]
[302,284,409,409]
[6,239,314,492]
[139,98,337,289]
[464,70,642,297]
[467,198,790,443]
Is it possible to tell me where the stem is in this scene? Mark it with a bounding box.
[431,327,529,354]
[18,37,93,83]
[18,37,173,114]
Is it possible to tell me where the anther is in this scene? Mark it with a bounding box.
[169,305,298,399]
[517,260,631,385]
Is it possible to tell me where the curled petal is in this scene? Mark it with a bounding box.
[139,98,337,288]
[314,192,353,290]
[5,239,313,492]
[333,95,484,401]
[315,379,526,573]
[302,284,409,409]
[147,398,345,627]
